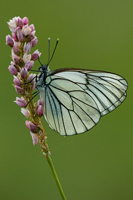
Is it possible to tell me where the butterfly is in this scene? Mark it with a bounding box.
[35,39,128,136]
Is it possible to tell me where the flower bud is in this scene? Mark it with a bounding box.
[29,122,38,133]
[12,33,18,42]
[29,24,35,32]
[23,53,31,63]
[27,73,36,82]
[11,61,20,71]
[27,33,35,42]
[14,57,23,66]
[25,120,30,129]
[24,42,31,54]
[26,73,36,91]
[8,65,18,75]
[37,105,44,117]
[21,108,30,117]
[14,41,21,48]
[17,29,24,42]
[18,18,23,28]
[14,97,27,107]
[22,25,32,36]
[31,50,41,61]
[30,37,38,47]
[15,85,25,95]
[14,26,20,33]
[6,35,14,47]
[22,17,29,25]
[11,61,15,65]
[7,18,17,32]
[13,75,21,86]
[37,100,44,107]
[25,121,38,133]
[25,61,34,71]
[12,54,20,65]
[13,46,21,56]
[20,67,28,78]
[37,100,44,117]
[30,132,38,146]
[30,30,36,38]
[14,16,21,26]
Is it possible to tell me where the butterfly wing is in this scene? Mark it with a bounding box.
[39,69,128,136]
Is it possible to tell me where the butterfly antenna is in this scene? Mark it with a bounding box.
[46,38,59,66]
[47,37,50,63]
[38,56,43,67]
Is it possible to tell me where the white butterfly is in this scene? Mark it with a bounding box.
[36,66,128,136]
[34,39,128,135]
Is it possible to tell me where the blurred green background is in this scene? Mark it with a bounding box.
[0,0,133,200]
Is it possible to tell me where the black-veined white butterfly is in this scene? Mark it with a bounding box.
[35,39,128,136]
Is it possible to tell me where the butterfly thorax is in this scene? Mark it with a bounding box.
[36,65,50,88]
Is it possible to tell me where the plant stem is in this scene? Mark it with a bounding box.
[47,154,67,200]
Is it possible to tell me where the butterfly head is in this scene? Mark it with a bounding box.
[38,64,48,72]
[37,64,49,78]
[36,38,59,88]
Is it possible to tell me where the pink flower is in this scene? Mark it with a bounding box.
[30,37,38,47]
[14,97,27,107]
[37,100,44,117]
[8,64,18,75]
[37,100,44,107]
[14,16,21,26]
[27,73,36,90]
[23,53,31,63]
[22,17,29,25]
[20,67,28,78]
[29,24,35,32]
[17,29,24,42]
[12,33,18,42]
[18,18,23,28]
[14,41,21,48]
[7,16,44,146]
[24,42,31,54]
[30,30,36,37]
[37,105,44,117]
[13,46,21,56]
[27,73,36,82]
[25,120,30,128]
[30,132,38,146]
[25,61,34,71]
[13,76,21,86]
[21,108,30,117]
[31,50,41,61]
[22,25,32,36]
[29,122,38,133]
[7,17,17,32]
[25,121,38,133]
[12,51,21,65]
[27,32,35,42]
[6,35,14,47]
[15,85,25,95]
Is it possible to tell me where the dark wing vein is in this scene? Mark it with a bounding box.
[40,69,127,135]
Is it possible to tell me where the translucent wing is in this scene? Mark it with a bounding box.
[39,69,128,136]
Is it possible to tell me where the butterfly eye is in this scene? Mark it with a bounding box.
[38,65,47,71]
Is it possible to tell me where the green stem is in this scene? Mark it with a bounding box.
[47,154,67,200]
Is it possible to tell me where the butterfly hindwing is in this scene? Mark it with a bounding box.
[39,69,128,136]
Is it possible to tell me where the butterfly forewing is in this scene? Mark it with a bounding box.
[39,68,128,135]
